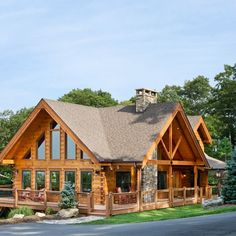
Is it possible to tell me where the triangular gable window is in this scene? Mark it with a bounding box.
[23,149,31,160]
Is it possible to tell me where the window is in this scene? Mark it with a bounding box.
[116,172,131,192]
[35,171,45,190]
[50,171,60,191]
[65,134,76,160]
[81,150,89,160]
[81,171,92,192]
[22,170,31,189]
[158,171,167,190]
[65,171,75,189]
[37,134,45,160]
[51,121,60,160]
[23,149,31,160]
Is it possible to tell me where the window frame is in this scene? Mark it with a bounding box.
[22,170,31,189]
[35,170,46,190]
[65,134,77,160]
[37,133,46,160]
[157,171,167,190]
[49,170,60,191]
[50,122,60,160]
[65,170,76,189]
[116,171,131,192]
[80,171,92,193]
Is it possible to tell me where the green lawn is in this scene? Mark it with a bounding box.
[88,204,236,224]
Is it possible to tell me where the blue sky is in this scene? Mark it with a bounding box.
[0,0,236,111]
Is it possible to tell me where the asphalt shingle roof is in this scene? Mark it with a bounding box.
[44,99,178,162]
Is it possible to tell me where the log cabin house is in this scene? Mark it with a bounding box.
[0,88,219,216]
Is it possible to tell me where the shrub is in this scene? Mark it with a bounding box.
[45,207,55,215]
[8,207,34,218]
[58,182,77,209]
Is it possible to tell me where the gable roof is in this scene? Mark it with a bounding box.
[188,115,226,170]
[188,115,212,144]
[0,99,209,167]
[44,99,178,162]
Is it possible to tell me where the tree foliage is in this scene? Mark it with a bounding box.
[0,108,33,152]
[59,182,77,209]
[59,88,118,107]
[221,160,236,204]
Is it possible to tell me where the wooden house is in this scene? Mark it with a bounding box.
[0,88,217,216]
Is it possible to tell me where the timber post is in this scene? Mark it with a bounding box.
[183,187,186,205]
[169,165,173,207]
[14,188,18,208]
[44,190,47,209]
[87,193,91,214]
[200,187,203,203]
[194,165,198,203]
[105,193,112,217]
[90,192,94,211]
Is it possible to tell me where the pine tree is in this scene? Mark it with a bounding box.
[58,182,77,209]
[221,160,236,204]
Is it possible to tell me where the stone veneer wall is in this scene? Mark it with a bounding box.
[142,164,157,202]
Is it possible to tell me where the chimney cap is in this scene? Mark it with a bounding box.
[136,88,157,93]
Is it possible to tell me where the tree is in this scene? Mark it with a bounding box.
[205,137,232,161]
[211,64,236,146]
[158,85,183,103]
[182,76,212,115]
[59,88,118,107]
[59,182,77,209]
[221,160,236,204]
[0,107,33,152]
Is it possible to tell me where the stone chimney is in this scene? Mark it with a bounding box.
[135,88,158,112]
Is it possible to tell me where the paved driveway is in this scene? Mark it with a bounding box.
[1,211,236,236]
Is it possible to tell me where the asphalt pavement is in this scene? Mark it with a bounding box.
[0,211,236,236]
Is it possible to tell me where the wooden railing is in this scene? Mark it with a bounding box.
[105,186,213,216]
[0,186,213,216]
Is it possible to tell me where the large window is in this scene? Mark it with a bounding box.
[65,134,76,160]
[37,134,45,160]
[158,171,167,190]
[35,171,45,190]
[65,171,75,189]
[116,172,131,192]
[22,170,31,189]
[50,171,60,191]
[81,171,92,192]
[51,122,60,160]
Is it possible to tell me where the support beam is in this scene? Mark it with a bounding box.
[147,160,204,166]
[169,124,173,159]
[172,136,182,159]
[2,160,15,165]
[160,139,170,159]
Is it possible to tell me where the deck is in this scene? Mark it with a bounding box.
[0,186,214,216]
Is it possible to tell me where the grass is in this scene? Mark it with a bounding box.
[7,207,34,219]
[87,204,236,224]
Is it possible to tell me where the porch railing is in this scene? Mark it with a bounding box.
[0,186,213,216]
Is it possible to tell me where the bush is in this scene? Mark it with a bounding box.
[8,207,34,218]
[45,207,55,215]
[58,182,77,209]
